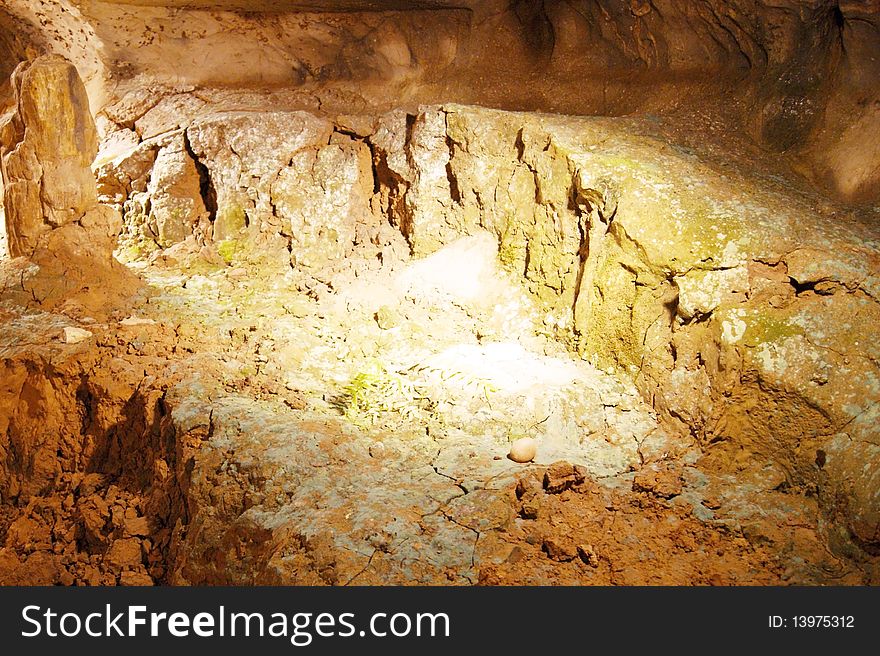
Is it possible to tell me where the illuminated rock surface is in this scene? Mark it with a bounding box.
[0,2,878,585]
[0,55,133,313]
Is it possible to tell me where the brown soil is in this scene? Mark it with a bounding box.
[481,464,827,585]
[0,294,872,585]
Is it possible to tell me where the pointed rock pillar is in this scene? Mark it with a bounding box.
[0,54,119,261]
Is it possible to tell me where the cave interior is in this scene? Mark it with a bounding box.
[0,0,878,586]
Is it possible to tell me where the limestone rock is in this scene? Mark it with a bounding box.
[577,544,600,567]
[0,55,98,257]
[61,326,93,344]
[120,316,156,326]
[542,537,577,562]
[632,468,683,500]
[272,139,374,268]
[186,111,333,243]
[144,131,209,247]
[95,137,159,207]
[508,437,537,464]
[374,306,401,330]
[821,434,880,552]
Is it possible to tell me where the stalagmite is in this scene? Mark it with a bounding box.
[1,55,119,259]
[0,55,127,309]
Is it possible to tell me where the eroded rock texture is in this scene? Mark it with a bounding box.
[0,55,130,313]
[1,55,103,256]
[0,2,878,586]
[1,1,878,203]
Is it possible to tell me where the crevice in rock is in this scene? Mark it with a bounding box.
[183,129,217,226]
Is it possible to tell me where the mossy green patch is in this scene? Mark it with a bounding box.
[668,196,746,268]
[576,233,667,369]
[574,149,748,272]
[340,362,434,428]
[217,239,241,265]
[214,204,247,241]
[742,311,803,347]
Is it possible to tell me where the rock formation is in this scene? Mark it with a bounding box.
[1,2,878,204]
[0,2,877,586]
[2,55,110,256]
[0,55,128,312]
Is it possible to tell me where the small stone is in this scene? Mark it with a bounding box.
[368,442,386,459]
[542,537,576,562]
[62,326,93,344]
[577,544,600,567]
[508,437,537,463]
[119,316,156,326]
[520,497,541,520]
[543,461,586,493]
[374,306,401,330]
[505,546,525,564]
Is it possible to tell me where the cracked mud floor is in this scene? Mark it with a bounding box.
[0,228,875,586]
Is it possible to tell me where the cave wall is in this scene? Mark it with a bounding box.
[1,1,878,202]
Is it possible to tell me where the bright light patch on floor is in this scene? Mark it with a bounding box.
[420,342,583,395]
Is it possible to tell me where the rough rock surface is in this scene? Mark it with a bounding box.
[0,187,6,259]
[142,132,210,248]
[365,104,880,560]
[1,55,107,257]
[2,1,878,203]
[88,101,880,566]
[0,257,870,585]
[0,55,132,314]
[0,3,879,587]
[2,98,879,586]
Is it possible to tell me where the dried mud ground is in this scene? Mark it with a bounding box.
[1,227,875,587]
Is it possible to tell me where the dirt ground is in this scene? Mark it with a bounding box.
[0,228,874,586]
